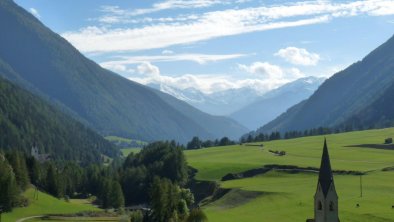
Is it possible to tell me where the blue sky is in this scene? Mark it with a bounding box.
[15,0,394,94]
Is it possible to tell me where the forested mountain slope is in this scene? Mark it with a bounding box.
[0,0,247,143]
[259,34,394,133]
[0,75,117,163]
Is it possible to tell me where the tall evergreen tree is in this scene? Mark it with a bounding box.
[26,156,41,187]
[187,137,202,149]
[0,154,18,212]
[150,177,179,222]
[99,179,111,209]
[6,151,29,191]
[45,163,61,198]
[110,181,124,210]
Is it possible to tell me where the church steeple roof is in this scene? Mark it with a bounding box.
[318,139,334,197]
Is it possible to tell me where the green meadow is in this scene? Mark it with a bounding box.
[106,136,144,157]
[105,136,147,147]
[3,188,101,222]
[120,148,142,157]
[185,128,394,222]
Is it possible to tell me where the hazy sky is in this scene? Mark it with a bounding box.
[15,0,394,94]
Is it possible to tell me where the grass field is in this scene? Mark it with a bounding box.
[106,136,145,157]
[120,148,142,157]
[185,128,394,222]
[105,136,147,146]
[3,188,101,222]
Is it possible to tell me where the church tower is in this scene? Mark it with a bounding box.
[314,139,339,222]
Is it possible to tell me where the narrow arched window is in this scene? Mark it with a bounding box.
[318,201,323,210]
[329,201,334,211]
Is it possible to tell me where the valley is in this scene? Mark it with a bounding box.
[5,128,394,221]
[1,0,394,221]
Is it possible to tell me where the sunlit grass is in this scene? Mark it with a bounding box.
[185,127,394,222]
[3,188,100,222]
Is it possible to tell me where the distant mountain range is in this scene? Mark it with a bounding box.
[148,83,264,116]
[0,0,247,143]
[230,77,325,130]
[258,34,394,134]
[149,77,324,130]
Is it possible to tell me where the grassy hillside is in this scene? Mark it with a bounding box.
[120,148,142,157]
[185,128,394,221]
[206,171,394,222]
[3,188,100,221]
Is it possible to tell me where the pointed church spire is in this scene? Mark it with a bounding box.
[318,138,334,197]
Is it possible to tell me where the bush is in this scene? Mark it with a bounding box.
[186,208,208,222]
[118,215,130,222]
[15,196,29,207]
[268,150,286,156]
[129,210,143,222]
[384,138,392,144]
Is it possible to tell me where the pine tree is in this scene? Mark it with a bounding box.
[45,163,60,197]
[99,179,111,209]
[6,151,29,191]
[26,156,41,187]
[0,154,18,212]
[110,181,124,210]
[150,177,182,222]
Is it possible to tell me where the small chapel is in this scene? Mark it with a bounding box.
[307,139,340,222]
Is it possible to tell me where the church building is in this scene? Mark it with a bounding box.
[308,139,340,222]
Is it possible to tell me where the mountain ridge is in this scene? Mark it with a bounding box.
[230,76,325,130]
[148,83,264,116]
[258,34,394,134]
[0,0,247,143]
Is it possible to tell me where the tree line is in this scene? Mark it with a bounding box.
[186,136,236,150]
[241,127,337,143]
[0,141,207,222]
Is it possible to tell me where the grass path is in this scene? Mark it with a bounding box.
[15,215,43,222]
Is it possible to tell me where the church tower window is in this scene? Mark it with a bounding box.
[318,201,323,211]
[329,201,334,211]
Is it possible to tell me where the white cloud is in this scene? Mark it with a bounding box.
[63,15,329,53]
[238,62,284,78]
[63,0,394,53]
[122,61,305,94]
[275,47,320,66]
[129,72,289,94]
[137,62,160,77]
[100,0,228,18]
[29,8,41,18]
[288,67,305,79]
[238,62,306,80]
[100,61,293,94]
[100,53,248,69]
